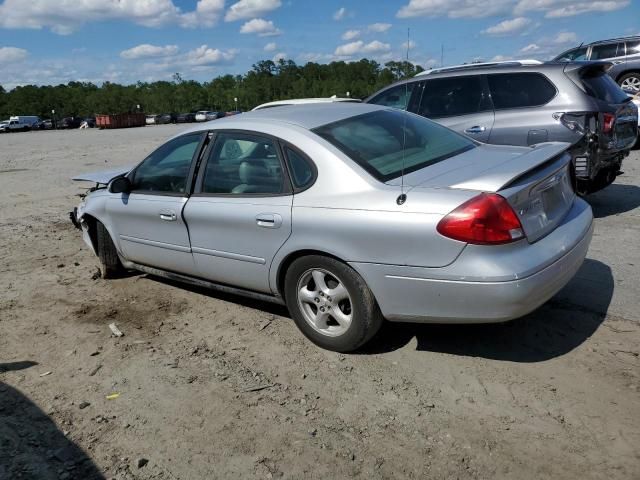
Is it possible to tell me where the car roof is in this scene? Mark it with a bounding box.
[252,97,361,111]
[588,35,640,45]
[182,102,385,132]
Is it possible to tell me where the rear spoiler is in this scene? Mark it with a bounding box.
[560,61,613,93]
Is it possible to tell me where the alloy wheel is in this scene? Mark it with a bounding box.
[296,268,353,337]
[621,75,640,92]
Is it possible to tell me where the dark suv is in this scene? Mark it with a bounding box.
[554,36,640,93]
[365,61,638,194]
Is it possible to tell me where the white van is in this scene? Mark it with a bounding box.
[8,116,40,132]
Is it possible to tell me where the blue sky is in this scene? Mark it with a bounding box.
[0,0,638,89]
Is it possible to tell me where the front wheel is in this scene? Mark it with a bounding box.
[95,221,123,279]
[284,255,383,352]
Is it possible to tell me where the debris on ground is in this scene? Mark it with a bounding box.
[108,322,124,337]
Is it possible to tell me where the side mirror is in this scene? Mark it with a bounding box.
[108,176,132,194]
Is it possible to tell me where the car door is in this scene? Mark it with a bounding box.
[409,75,495,142]
[183,131,293,293]
[106,132,206,275]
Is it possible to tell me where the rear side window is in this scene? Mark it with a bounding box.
[581,72,629,103]
[590,42,624,60]
[367,83,415,110]
[487,73,556,109]
[415,75,490,118]
[284,146,315,190]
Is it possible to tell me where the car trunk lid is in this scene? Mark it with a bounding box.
[390,142,575,243]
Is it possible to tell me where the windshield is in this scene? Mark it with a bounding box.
[313,109,475,181]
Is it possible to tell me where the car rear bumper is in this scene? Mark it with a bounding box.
[351,198,593,323]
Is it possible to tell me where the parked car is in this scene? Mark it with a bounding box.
[554,36,640,92]
[81,117,96,128]
[33,119,53,130]
[59,117,82,129]
[156,113,176,124]
[252,97,361,111]
[365,60,638,194]
[195,110,209,122]
[624,88,640,147]
[146,114,159,125]
[70,104,593,352]
[176,112,196,123]
[0,120,9,132]
[206,111,225,121]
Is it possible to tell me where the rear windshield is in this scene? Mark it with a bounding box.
[313,109,475,182]
[582,72,629,103]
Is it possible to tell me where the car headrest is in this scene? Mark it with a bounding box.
[238,160,268,184]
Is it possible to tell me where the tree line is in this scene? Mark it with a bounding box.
[0,59,424,119]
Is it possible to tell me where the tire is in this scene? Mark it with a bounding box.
[95,221,122,279]
[284,255,384,352]
[618,72,640,93]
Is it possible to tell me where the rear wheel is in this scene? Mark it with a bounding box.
[284,255,383,352]
[95,221,122,279]
[618,72,640,93]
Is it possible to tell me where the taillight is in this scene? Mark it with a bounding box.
[602,113,615,134]
[437,193,524,245]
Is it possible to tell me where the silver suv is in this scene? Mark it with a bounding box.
[554,36,640,93]
[365,61,638,194]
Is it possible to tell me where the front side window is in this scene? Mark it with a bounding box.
[415,75,489,118]
[590,42,624,60]
[626,40,640,56]
[313,109,475,182]
[201,133,285,194]
[487,73,556,109]
[367,83,415,110]
[131,134,202,193]
[555,47,588,61]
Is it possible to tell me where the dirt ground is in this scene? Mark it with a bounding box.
[1,125,639,480]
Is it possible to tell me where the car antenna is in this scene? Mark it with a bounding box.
[397,28,410,206]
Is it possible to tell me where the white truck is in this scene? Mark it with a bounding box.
[6,115,40,132]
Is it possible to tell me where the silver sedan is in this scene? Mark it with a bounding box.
[71,104,593,352]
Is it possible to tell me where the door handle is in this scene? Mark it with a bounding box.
[464,126,486,134]
[256,213,282,228]
[159,209,177,221]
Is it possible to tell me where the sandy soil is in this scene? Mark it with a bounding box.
[1,125,639,480]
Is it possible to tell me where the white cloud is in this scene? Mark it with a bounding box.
[264,42,277,52]
[516,31,577,58]
[179,0,225,28]
[368,22,392,32]
[0,0,225,34]
[519,43,540,53]
[120,44,179,60]
[333,7,348,20]
[183,45,236,66]
[402,40,417,50]
[552,31,578,44]
[482,17,531,36]
[225,0,282,22]
[239,18,282,36]
[342,29,360,40]
[491,54,513,61]
[0,46,28,64]
[397,0,513,19]
[273,52,287,62]
[334,40,391,57]
[515,0,629,18]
